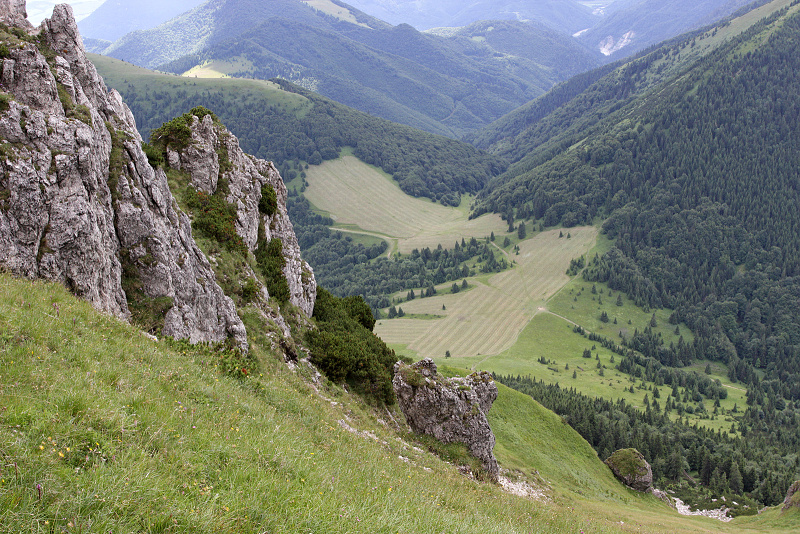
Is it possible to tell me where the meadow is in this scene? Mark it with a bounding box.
[0,274,795,533]
[375,226,598,360]
[303,155,507,254]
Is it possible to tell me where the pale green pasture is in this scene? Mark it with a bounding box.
[303,155,508,253]
[375,227,598,360]
[181,58,255,78]
[301,0,373,27]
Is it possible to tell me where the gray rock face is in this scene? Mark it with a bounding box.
[165,112,317,317]
[393,358,499,481]
[783,480,800,511]
[0,0,32,30]
[0,4,247,349]
[605,448,653,492]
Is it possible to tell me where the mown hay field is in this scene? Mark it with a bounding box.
[303,156,507,253]
[375,227,598,360]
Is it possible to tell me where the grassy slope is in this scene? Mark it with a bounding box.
[89,53,313,123]
[303,154,507,254]
[375,227,597,361]
[1,275,795,532]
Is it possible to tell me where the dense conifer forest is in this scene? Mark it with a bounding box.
[496,374,800,508]
[476,6,800,486]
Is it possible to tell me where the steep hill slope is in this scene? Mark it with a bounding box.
[5,273,800,533]
[468,0,800,504]
[77,0,206,42]
[102,0,390,70]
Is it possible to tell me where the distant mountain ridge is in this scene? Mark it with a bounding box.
[574,0,756,58]
[99,0,599,137]
[343,0,598,33]
[77,0,206,42]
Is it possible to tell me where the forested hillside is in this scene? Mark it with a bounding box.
[92,55,503,206]
[472,0,800,504]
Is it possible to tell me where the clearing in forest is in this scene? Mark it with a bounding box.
[374,227,598,360]
[303,155,507,254]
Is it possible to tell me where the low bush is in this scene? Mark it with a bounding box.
[306,287,401,405]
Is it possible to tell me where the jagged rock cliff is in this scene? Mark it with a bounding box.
[0,0,30,30]
[393,358,499,481]
[161,112,316,317]
[0,3,314,348]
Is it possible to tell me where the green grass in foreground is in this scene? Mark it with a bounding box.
[0,274,794,532]
[0,274,611,533]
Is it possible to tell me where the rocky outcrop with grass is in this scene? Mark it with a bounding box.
[393,358,499,481]
[604,448,653,492]
[783,480,800,511]
[0,4,247,348]
[158,110,316,317]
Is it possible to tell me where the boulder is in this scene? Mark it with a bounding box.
[605,448,653,492]
[393,358,499,481]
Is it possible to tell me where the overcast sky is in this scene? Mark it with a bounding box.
[27,0,106,25]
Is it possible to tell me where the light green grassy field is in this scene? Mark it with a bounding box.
[89,54,313,118]
[182,58,255,78]
[450,234,747,434]
[301,0,373,27]
[303,155,508,254]
[375,226,598,360]
[1,274,793,533]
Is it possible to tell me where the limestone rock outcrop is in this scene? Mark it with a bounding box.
[162,112,316,317]
[393,358,499,481]
[605,448,653,492]
[783,480,800,511]
[0,0,31,30]
[0,4,256,348]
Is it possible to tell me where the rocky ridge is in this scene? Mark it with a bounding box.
[0,3,314,350]
[392,358,499,482]
[783,480,800,511]
[0,0,30,30]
